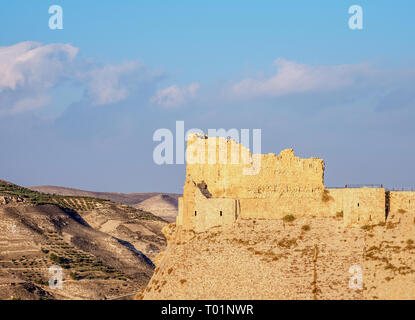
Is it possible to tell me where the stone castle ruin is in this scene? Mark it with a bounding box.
[177,134,415,232]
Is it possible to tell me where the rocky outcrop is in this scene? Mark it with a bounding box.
[0,195,24,205]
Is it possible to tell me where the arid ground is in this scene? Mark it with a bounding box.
[141,212,415,300]
[0,180,171,300]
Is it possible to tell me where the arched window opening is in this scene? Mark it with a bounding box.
[220,211,223,217]
[194,211,197,216]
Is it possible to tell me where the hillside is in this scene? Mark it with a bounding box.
[141,212,415,300]
[30,185,180,221]
[134,194,179,222]
[0,180,167,300]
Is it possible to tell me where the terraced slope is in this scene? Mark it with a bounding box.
[30,185,180,221]
[0,180,167,300]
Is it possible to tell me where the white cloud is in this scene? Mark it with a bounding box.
[151,83,200,108]
[229,58,376,99]
[0,42,163,115]
[85,61,145,106]
[0,41,78,91]
[12,95,52,114]
[0,41,79,115]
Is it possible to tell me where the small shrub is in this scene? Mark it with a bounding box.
[35,279,48,286]
[49,253,70,267]
[361,225,371,230]
[69,272,78,280]
[336,211,343,218]
[386,222,396,229]
[179,279,186,285]
[49,253,59,262]
[301,225,310,231]
[283,215,295,222]
[277,238,297,248]
[398,209,407,214]
[407,239,414,245]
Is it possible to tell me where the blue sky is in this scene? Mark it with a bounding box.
[0,1,415,193]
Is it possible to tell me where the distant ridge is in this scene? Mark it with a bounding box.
[30,185,181,221]
[134,194,179,222]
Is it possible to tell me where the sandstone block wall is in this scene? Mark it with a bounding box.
[389,191,415,215]
[177,134,391,232]
[185,134,325,199]
[178,189,238,232]
[177,197,184,226]
[323,188,345,216]
[342,188,386,227]
[193,198,237,232]
[238,190,335,220]
[179,134,328,231]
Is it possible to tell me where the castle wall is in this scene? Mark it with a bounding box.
[193,196,237,232]
[342,188,386,227]
[177,186,239,232]
[177,134,388,232]
[238,190,338,220]
[179,134,328,231]
[177,197,184,226]
[185,134,325,200]
[324,188,345,216]
[389,191,415,214]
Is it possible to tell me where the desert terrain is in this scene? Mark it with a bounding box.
[141,211,415,300]
[0,180,168,300]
